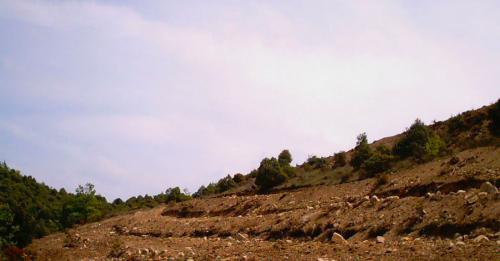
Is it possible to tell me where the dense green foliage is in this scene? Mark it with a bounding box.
[0,163,190,251]
[393,119,445,161]
[489,99,500,136]
[306,155,327,169]
[193,174,239,197]
[0,163,107,248]
[361,146,394,177]
[350,133,373,169]
[255,157,288,192]
[278,150,293,166]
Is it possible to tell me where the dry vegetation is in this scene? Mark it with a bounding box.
[20,101,500,260]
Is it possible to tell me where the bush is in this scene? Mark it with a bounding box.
[233,173,245,183]
[393,119,445,161]
[489,99,500,136]
[447,114,466,134]
[306,155,327,169]
[350,133,372,170]
[216,175,237,193]
[278,149,293,166]
[164,187,191,203]
[255,157,288,192]
[362,146,394,178]
[333,151,347,168]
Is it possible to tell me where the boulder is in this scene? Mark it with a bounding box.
[376,236,385,244]
[480,182,498,194]
[331,232,348,245]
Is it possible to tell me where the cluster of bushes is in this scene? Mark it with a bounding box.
[0,163,191,251]
[193,173,244,197]
[0,164,108,249]
[305,155,328,170]
[393,119,446,161]
[193,150,296,195]
[255,150,295,192]
[349,119,447,179]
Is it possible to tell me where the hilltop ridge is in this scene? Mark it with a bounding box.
[3,100,500,260]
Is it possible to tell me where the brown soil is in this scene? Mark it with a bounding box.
[26,146,500,260]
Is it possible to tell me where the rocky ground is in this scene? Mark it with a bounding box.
[26,146,500,260]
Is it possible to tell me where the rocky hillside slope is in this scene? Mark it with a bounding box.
[26,145,499,260]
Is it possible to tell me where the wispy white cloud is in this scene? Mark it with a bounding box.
[0,0,499,199]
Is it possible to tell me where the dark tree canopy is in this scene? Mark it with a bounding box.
[255,157,288,192]
[350,133,373,170]
[278,149,293,166]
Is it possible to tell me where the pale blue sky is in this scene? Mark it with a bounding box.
[1,0,499,200]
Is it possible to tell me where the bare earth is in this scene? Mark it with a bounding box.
[26,146,500,260]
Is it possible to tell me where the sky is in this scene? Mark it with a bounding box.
[0,0,499,200]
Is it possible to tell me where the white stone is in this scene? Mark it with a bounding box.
[331,232,348,245]
[480,182,498,194]
[473,235,489,243]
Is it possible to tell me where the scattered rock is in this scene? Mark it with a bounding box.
[456,190,466,195]
[234,233,249,241]
[480,182,498,194]
[466,194,479,204]
[473,235,489,243]
[331,232,348,245]
[376,236,385,244]
[478,192,488,199]
[370,196,380,204]
[456,241,465,246]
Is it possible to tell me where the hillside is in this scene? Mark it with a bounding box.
[7,100,500,260]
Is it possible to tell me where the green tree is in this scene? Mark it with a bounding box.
[62,183,104,226]
[165,187,191,202]
[278,149,292,166]
[393,119,445,161]
[350,133,373,170]
[232,173,245,183]
[0,204,18,249]
[216,175,237,193]
[362,146,394,177]
[255,157,288,192]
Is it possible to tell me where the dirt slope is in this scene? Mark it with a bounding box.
[26,146,500,260]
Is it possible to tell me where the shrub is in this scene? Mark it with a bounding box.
[255,157,288,192]
[278,149,293,166]
[489,98,500,136]
[362,147,394,178]
[164,187,191,203]
[306,155,327,169]
[333,151,347,168]
[350,133,372,170]
[393,119,445,161]
[216,175,236,192]
[447,114,466,134]
[233,173,245,183]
